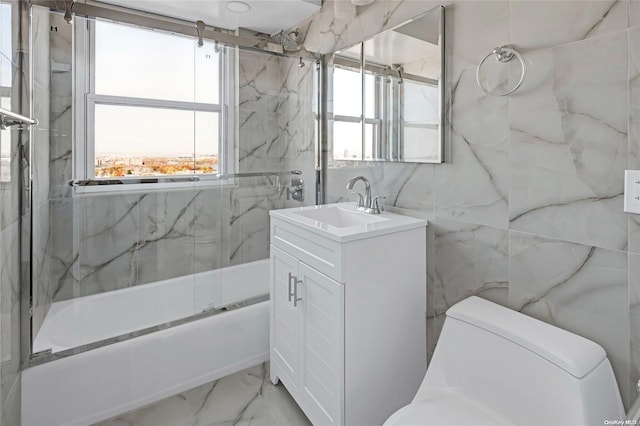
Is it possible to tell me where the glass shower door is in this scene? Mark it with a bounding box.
[26,6,318,362]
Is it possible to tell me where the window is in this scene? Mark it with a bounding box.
[332,66,382,161]
[0,2,11,183]
[75,19,235,186]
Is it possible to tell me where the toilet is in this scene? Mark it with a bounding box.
[385,296,625,426]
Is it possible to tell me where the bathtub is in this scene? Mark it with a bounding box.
[22,259,270,426]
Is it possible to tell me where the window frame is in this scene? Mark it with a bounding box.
[73,18,236,194]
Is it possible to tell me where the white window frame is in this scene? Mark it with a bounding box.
[73,18,236,194]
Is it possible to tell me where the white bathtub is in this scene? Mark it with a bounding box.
[34,259,269,353]
[22,259,270,426]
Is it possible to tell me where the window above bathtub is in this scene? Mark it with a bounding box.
[73,18,236,193]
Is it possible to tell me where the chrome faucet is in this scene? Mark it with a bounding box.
[345,176,384,214]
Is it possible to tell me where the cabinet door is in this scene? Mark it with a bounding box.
[270,246,302,388]
[299,262,344,426]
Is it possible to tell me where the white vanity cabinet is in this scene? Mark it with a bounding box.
[269,204,427,426]
[271,246,344,425]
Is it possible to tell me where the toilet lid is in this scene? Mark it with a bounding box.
[384,393,511,426]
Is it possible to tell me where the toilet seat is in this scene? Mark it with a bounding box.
[384,391,511,426]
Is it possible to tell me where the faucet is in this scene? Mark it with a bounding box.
[345,176,384,214]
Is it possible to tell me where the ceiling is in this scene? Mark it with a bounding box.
[96,0,321,35]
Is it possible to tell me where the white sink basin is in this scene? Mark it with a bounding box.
[293,206,388,228]
[270,203,427,242]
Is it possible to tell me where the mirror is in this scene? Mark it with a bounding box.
[330,5,445,163]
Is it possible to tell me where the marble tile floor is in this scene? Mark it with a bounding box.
[94,362,311,426]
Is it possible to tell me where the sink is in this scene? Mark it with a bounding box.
[270,203,427,243]
[292,206,388,228]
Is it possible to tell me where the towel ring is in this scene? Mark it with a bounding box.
[476,45,526,97]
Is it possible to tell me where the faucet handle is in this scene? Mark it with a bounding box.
[351,191,364,207]
[371,196,386,214]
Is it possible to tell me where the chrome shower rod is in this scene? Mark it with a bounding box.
[0,107,38,129]
[218,170,302,179]
[69,170,302,187]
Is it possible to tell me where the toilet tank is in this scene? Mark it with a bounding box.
[420,297,624,426]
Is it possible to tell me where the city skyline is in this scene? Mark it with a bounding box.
[94,153,218,177]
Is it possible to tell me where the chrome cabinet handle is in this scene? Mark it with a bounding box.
[287,272,303,307]
[288,272,294,302]
[293,276,303,307]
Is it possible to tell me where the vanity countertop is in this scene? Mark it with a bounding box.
[269,202,427,243]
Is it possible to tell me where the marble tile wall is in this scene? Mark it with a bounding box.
[277,55,318,184]
[509,30,628,251]
[0,1,24,424]
[34,17,317,308]
[299,0,640,409]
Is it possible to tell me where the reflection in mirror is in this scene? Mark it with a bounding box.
[330,5,445,163]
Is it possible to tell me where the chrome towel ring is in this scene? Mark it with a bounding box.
[476,45,526,97]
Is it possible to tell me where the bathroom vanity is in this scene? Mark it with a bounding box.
[269,203,427,426]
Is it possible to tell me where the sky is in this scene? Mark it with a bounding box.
[92,19,220,157]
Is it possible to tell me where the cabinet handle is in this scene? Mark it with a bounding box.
[288,272,294,302]
[293,277,303,307]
